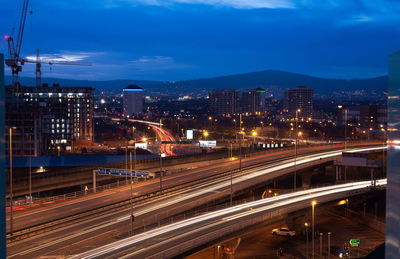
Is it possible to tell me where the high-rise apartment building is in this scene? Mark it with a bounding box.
[5,84,94,156]
[209,89,239,115]
[123,85,143,117]
[241,88,266,114]
[284,86,313,118]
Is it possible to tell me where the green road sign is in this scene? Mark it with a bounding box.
[349,239,360,247]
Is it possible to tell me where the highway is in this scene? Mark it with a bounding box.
[6,144,384,258]
[73,179,387,259]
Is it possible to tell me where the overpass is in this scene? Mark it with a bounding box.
[6,144,385,258]
[74,179,386,259]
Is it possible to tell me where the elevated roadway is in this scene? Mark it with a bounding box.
[74,179,386,259]
[6,144,385,258]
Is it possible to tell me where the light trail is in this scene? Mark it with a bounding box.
[73,179,386,259]
[7,145,385,258]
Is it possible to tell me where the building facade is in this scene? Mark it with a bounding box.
[337,105,387,128]
[387,49,400,258]
[284,86,314,118]
[5,84,94,156]
[241,88,266,114]
[209,89,239,115]
[123,85,143,117]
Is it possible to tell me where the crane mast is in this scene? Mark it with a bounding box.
[5,0,30,87]
[5,1,92,88]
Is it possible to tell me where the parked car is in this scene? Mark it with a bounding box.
[271,227,296,236]
[330,246,349,258]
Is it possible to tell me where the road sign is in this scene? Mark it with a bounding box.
[98,168,149,178]
[161,140,192,144]
[349,239,360,247]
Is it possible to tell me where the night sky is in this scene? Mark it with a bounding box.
[1,0,399,81]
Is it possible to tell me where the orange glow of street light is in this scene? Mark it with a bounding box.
[252,131,257,136]
[312,200,317,206]
[203,131,209,137]
[298,131,303,137]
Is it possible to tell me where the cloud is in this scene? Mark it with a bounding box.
[25,50,101,63]
[112,0,295,9]
[129,55,192,70]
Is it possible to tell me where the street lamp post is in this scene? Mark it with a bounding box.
[327,232,331,259]
[129,152,134,235]
[125,138,128,184]
[131,126,136,235]
[345,109,348,150]
[312,200,317,259]
[294,109,301,191]
[9,127,16,237]
[160,119,163,192]
[305,222,309,258]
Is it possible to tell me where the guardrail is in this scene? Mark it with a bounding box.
[6,141,383,209]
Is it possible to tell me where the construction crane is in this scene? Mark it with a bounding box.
[5,0,30,87]
[25,49,92,88]
[5,0,92,88]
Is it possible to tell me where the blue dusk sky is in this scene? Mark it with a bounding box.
[1,0,400,81]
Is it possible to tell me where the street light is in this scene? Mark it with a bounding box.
[294,109,301,191]
[339,106,348,150]
[203,131,209,140]
[305,222,309,258]
[312,200,317,259]
[8,126,16,237]
[131,126,136,235]
[252,131,257,142]
[57,146,61,157]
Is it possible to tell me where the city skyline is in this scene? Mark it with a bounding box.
[1,0,399,81]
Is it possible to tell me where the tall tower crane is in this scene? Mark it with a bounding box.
[5,0,30,87]
[5,0,92,88]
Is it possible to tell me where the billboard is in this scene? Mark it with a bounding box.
[186,129,193,140]
[135,142,148,149]
[199,140,217,147]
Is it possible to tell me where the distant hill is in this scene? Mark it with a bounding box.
[5,70,387,97]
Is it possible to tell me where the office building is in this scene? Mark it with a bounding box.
[337,105,387,128]
[209,89,239,115]
[284,86,313,118]
[241,88,266,114]
[123,85,143,117]
[5,83,94,156]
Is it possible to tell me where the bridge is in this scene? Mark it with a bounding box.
[73,179,386,258]
[6,143,386,258]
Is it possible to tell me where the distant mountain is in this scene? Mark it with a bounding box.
[5,70,387,97]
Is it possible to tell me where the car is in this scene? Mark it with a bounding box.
[330,246,349,258]
[271,227,296,236]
